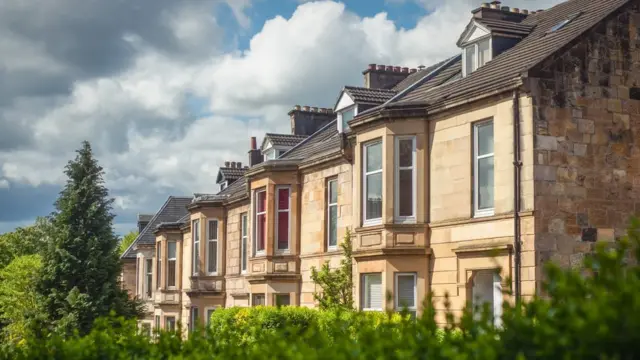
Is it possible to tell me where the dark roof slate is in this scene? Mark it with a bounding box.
[392,0,629,107]
[391,58,451,92]
[216,167,247,184]
[261,133,308,149]
[474,17,535,37]
[219,176,248,202]
[343,86,396,104]
[280,120,340,161]
[121,196,192,259]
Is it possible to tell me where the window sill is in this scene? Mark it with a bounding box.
[394,217,416,224]
[362,308,383,312]
[474,209,495,218]
[363,219,382,227]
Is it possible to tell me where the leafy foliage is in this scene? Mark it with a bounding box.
[36,141,142,337]
[0,218,50,269]
[310,229,354,310]
[118,230,138,256]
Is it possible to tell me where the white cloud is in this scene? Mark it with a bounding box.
[0,179,9,189]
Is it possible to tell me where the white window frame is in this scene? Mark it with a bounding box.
[361,273,383,311]
[462,36,492,77]
[192,219,200,275]
[204,307,218,325]
[145,258,153,299]
[166,241,177,288]
[253,189,267,256]
[394,136,417,223]
[206,219,219,275]
[394,273,417,315]
[337,105,357,133]
[240,213,248,274]
[362,140,383,227]
[327,178,339,251]
[275,185,291,253]
[473,120,495,217]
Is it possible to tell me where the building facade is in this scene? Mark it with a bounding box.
[121,0,640,331]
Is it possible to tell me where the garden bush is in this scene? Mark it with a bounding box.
[2,219,640,359]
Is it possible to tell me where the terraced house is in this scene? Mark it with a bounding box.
[122,0,640,331]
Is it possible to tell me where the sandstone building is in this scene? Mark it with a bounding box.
[121,0,640,331]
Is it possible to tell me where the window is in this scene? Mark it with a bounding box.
[254,190,266,255]
[165,316,176,332]
[156,244,162,289]
[205,308,216,325]
[363,141,383,225]
[192,219,200,275]
[463,38,491,76]
[190,307,199,331]
[145,259,153,298]
[471,270,502,327]
[167,241,176,287]
[277,149,287,158]
[252,293,266,306]
[395,273,417,318]
[276,186,290,251]
[395,137,416,222]
[155,315,160,331]
[241,213,248,273]
[264,149,276,161]
[136,258,140,296]
[141,323,151,337]
[275,294,291,307]
[327,178,338,249]
[361,273,383,311]
[207,220,218,275]
[548,12,582,33]
[473,121,494,216]
[339,106,356,132]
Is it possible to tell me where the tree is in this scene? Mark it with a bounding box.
[118,230,138,256]
[310,229,354,310]
[0,255,43,343]
[0,218,50,269]
[37,141,141,336]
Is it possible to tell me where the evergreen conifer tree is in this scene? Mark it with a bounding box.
[38,141,141,336]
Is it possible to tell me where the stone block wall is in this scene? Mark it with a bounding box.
[530,2,640,287]
[225,202,251,306]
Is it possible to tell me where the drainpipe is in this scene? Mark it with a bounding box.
[512,90,523,304]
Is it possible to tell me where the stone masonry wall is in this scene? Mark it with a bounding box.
[225,203,251,306]
[530,2,640,287]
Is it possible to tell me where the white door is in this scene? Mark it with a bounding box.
[472,270,502,326]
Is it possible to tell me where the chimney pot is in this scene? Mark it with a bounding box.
[418,65,426,70]
[250,136,257,150]
[376,64,385,70]
[224,161,230,168]
[401,67,409,73]
[384,65,392,71]
[303,105,310,111]
[368,63,376,70]
[512,8,520,13]
[501,6,509,11]
[537,9,543,12]
[522,9,529,14]
[294,104,301,111]
[409,68,417,73]
[393,66,401,72]
[231,161,237,168]
[311,106,318,112]
[481,2,490,8]
[490,2,500,9]
[237,162,242,168]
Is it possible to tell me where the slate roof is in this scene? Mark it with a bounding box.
[216,167,247,184]
[474,17,536,37]
[261,133,308,150]
[121,196,192,259]
[391,57,452,93]
[279,119,340,161]
[343,86,396,104]
[391,0,629,107]
[218,175,248,202]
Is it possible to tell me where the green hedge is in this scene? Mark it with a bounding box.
[3,220,640,359]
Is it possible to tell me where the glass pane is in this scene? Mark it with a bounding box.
[168,242,176,259]
[276,294,290,306]
[398,139,413,167]
[241,214,247,237]
[342,108,355,131]
[366,172,383,220]
[399,169,413,217]
[328,205,338,247]
[478,39,491,67]
[278,188,289,210]
[478,156,494,210]
[329,180,338,204]
[206,309,215,324]
[465,45,475,74]
[277,212,289,250]
[168,260,176,286]
[257,191,266,213]
[397,275,415,308]
[194,245,200,273]
[192,221,199,241]
[257,214,266,251]
[477,122,494,155]
[208,241,217,273]
[241,237,247,270]
[365,142,382,172]
[363,274,382,309]
[209,221,217,240]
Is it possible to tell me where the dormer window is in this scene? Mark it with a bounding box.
[338,106,356,133]
[463,37,491,76]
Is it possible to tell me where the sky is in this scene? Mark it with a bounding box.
[0,0,564,236]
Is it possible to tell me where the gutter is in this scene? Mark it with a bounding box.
[512,89,523,304]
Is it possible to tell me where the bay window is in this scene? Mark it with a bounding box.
[206,220,218,275]
[254,190,266,255]
[463,37,491,76]
[192,219,200,275]
[241,213,248,273]
[395,136,416,222]
[156,244,162,289]
[327,178,338,249]
[361,273,383,311]
[363,140,383,226]
[276,186,290,251]
[167,241,176,287]
[395,273,417,318]
[145,259,153,298]
[473,120,494,216]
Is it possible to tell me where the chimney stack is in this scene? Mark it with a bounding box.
[224,161,230,168]
[472,1,529,22]
[363,63,413,89]
[236,162,242,168]
[248,136,262,167]
[231,161,236,168]
[289,106,335,136]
